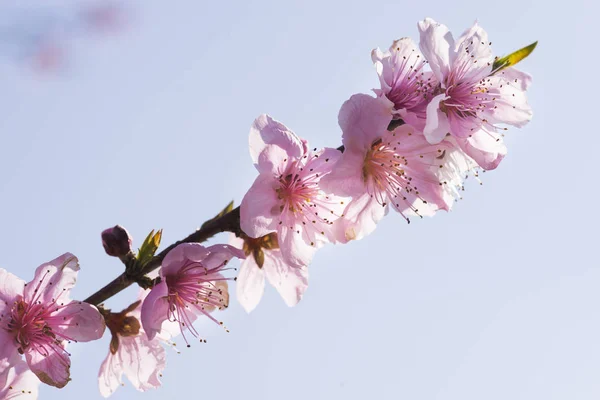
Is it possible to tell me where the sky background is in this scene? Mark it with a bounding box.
[0,0,597,399]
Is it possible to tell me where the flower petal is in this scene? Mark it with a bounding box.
[338,94,393,152]
[235,258,265,313]
[0,359,40,399]
[249,114,304,166]
[0,269,25,314]
[240,174,279,238]
[497,67,532,91]
[255,143,296,176]
[49,301,105,343]
[278,224,317,268]
[24,346,70,388]
[418,18,454,82]
[23,253,79,306]
[202,244,245,270]
[140,281,169,341]
[339,192,387,242]
[486,76,532,128]
[98,351,121,398]
[263,251,308,307]
[0,331,19,377]
[456,130,507,170]
[452,21,493,80]
[319,147,366,198]
[120,336,165,393]
[423,93,451,144]
[159,243,208,277]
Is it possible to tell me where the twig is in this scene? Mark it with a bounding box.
[84,207,242,306]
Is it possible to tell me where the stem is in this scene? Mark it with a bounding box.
[84,207,242,306]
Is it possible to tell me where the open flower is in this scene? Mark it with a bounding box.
[230,233,308,313]
[417,18,532,168]
[141,243,243,345]
[372,37,436,130]
[0,357,39,399]
[98,295,166,398]
[240,114,348,268]
[0,254,105,388]
[320,94,464,241]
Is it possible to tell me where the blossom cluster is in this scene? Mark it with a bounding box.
[0,18,533,398]
[235,17,533,312]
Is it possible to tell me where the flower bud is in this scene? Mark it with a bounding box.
[101,225,132,257]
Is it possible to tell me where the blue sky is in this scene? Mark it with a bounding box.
[0,0,597,399]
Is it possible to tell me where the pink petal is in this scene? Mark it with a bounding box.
[371,47,391,92]
[256,143,295,175]
[161,243,210,276]
[263,251,308,307]
[0,269,25,313]
[98,334,165,398]
[418,18,453,82]
[436,143,479,208]
[340,192,387,242]
[140,281,169,341]
[0,359,39,399]
[240,174,279,238]
[456,130,507,170]
[23,253,79,306]
[202,244,246,270]
[447,109,482,139]
[487,76,532,128]
[24,346,70,388]
[278,224,317,268]
[497,67,532,91]
[98,351,121,398]
[452,21,494,79]
[249,114,304,166]
[338,94,393,152]
[0,332,19,376]
[423,93,451,144]
[49,301,105,343]
[319,148,365,198]
[118,335,165,392]
[235,258,265,313]
[98,332,166,397]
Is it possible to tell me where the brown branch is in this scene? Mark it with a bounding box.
[84,207,242,306]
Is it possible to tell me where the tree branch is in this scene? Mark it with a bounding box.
[84,207,242,306]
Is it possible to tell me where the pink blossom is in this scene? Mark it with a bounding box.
[240,114,348,268]
[418,18,532,169]
[230,233,308,313]
[0,358,39,399]
[320,94,464,241]
[0,253,105,388]
[371,37,436,131]
[141,243,243,345]
[98,295,166,398]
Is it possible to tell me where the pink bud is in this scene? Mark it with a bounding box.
[102,225,132,257]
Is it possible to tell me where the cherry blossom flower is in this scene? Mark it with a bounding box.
[240,114,348,268]
[141,243,243,345]
[98,296,165,398]
[0,357,39,399]
[371,37,436,130]
[320,94,466,241]
[417,18,532,169]
[230,233,308,313]
[0,253,105,388]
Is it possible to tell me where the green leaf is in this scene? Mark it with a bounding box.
[201,200,234,229]
[492,41,537,73]
[137,229,163,267]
